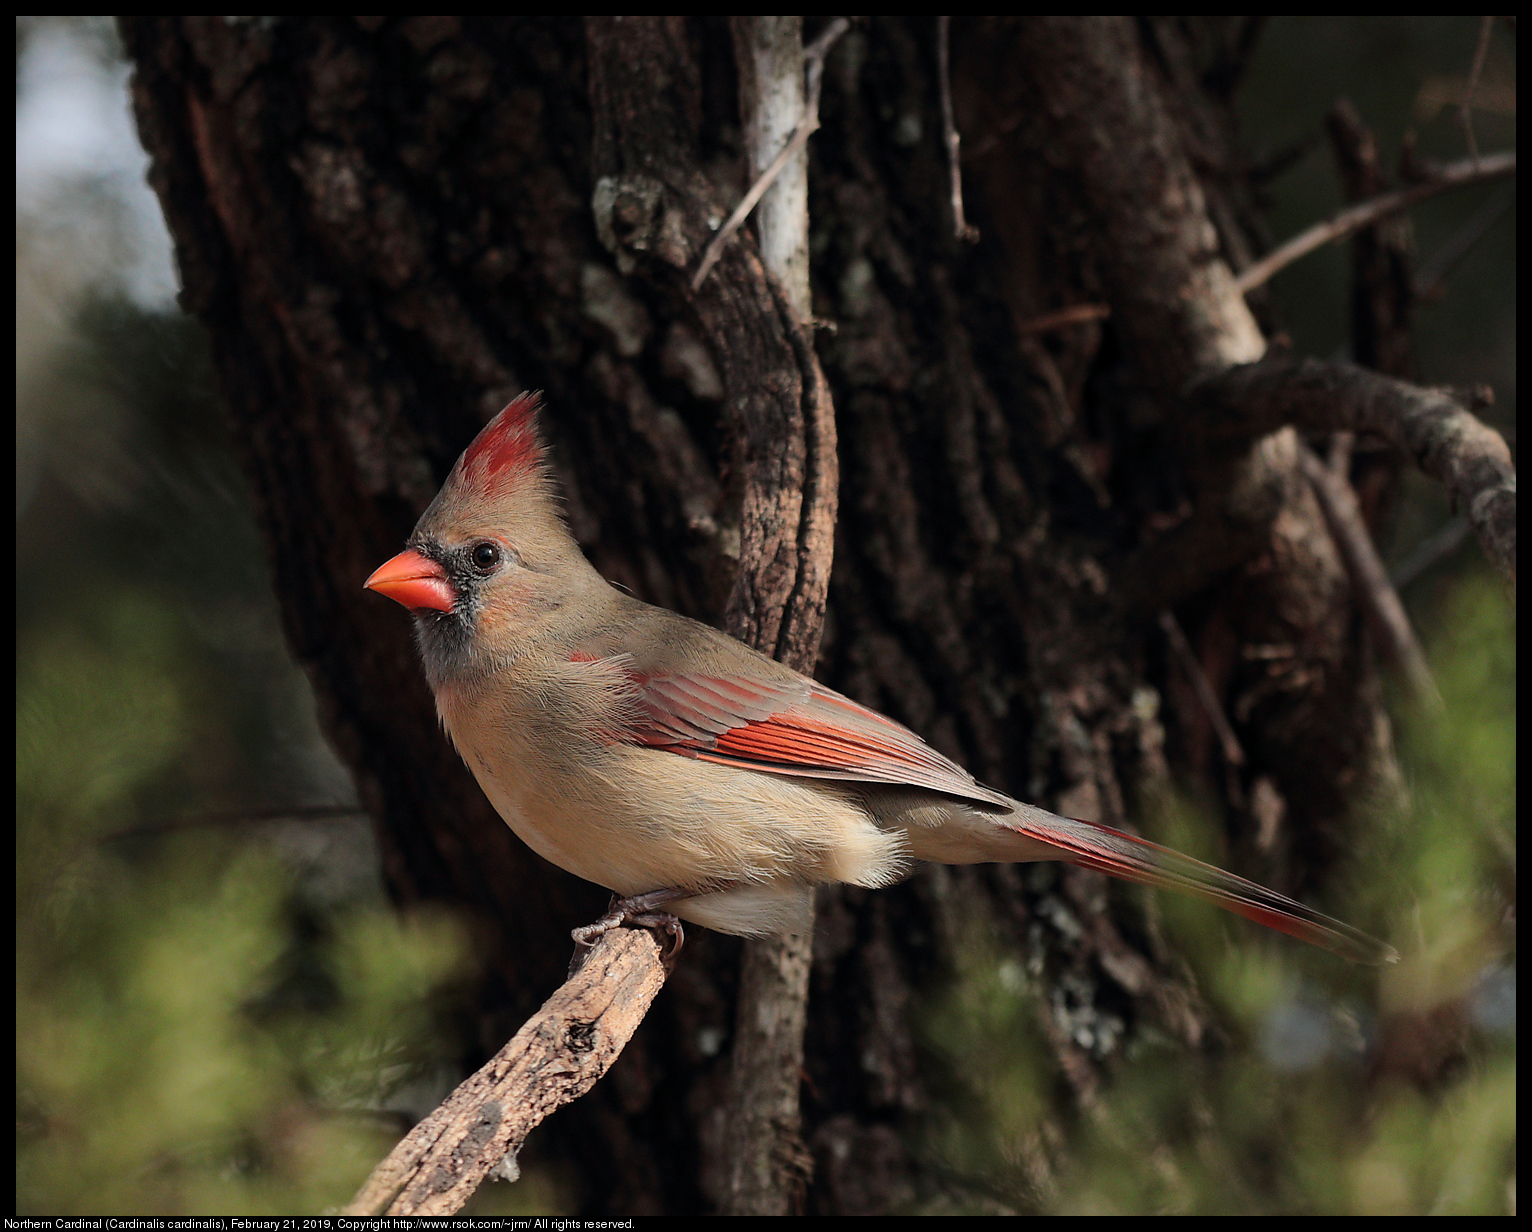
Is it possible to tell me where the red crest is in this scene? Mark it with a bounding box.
[455,392,546,491]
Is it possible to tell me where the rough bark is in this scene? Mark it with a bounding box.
[720,16,818,1215]
[118,16,1505,1214]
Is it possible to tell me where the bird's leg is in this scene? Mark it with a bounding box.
[571,887,689,949]
[568,889,686,978]
[569,888,688,976]
[569,883,736,974]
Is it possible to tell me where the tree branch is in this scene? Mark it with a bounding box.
[1459,15,1496,163]
[1298,444,1442,707]
[1014,149,1515,333]
[1192,357,1515,594]
[1327,96,1417,380]
[718,17,838,1215]
[586,18,841,1215]
[1015,17,1266,394]
[1158,609,1247,768]
[342,928,668,1216]
[1234,150,1515,295]
[1011,20,1417,871]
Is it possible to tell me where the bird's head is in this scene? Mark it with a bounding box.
[365,392,602,684]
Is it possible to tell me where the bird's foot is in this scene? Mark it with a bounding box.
[569,888,690,975]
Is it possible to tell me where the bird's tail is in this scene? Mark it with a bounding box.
[1006,804,1396,965]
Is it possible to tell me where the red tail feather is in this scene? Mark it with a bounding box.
[1012,812,1396,966]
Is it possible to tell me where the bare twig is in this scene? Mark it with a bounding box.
[1390,515,1472,590]
[1459,15,1495,163]
[1246,129,1324,186]
[342,927,668,1216]
[692,125,812,294]
[1299,444,1442,707]
[732,17,808,322]
[1016,302,1112,335]
[802,19,850,90]
[1159,609,1246,768]
[938,17,979,243]
[1414,181,1515,300]
[1012,149,1514,333]
[1234,149,1515,295]
[691,18,850,293]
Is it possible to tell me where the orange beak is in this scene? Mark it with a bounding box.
[364,549,456,612]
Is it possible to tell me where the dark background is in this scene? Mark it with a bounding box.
[16,16,1514,1215]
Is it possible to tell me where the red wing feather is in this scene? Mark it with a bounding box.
[623,669,1011,810]
[600,659,1394,964]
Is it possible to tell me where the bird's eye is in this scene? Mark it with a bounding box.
[471,542,502,572]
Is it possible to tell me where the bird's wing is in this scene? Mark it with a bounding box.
[588,650,1396,965]
[616,666,1012,810]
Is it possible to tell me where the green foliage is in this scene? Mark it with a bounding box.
[17,844,471,1211]
[915,575,1514,1214]
[16,596,477,1213]
[15,300,484,1214]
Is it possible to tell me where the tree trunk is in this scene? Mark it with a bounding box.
[122,16,1425,1213]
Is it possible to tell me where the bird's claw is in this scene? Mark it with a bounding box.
[569,893,686,976]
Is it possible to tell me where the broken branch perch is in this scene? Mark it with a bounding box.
[342,927,668,1216]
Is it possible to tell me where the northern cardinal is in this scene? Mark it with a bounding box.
[366,394,1394,965]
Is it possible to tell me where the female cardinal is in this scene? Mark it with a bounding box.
[365,394,1394,964]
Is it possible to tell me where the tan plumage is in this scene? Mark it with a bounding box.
[365,395,1395,964]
